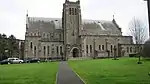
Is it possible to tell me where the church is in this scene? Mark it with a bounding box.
[24,0,143,60]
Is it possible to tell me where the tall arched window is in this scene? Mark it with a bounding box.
[43,46,46,56]
[127,47,129,53]
[102,45,105,50]
[34,46,36,56]
[72,8,74,15]
[60,46,62,54]
[130,47,132,53]
[47,46,50,56]
[134,47,136,53]
[99,45,101,50]
[30,42,33,49]
[86,45,88,53]
[75,8,77,15]
[111,45,113,53]
[56,46,59,55]
[90,45,92,53]
[69,8,71,15]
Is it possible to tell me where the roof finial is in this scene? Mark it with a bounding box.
[113,14,115,20]
[26,10,28,17]
[112,14,116,23]
[66,0,69,2]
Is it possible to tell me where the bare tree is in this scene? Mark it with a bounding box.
[129,17,147,64]
[129,17,147,44]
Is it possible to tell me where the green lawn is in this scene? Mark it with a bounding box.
[0,62,58,84]
[69,58,150,84]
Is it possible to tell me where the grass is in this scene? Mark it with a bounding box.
[0,62,58,84]
[69,57,150,84]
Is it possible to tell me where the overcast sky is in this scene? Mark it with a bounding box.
[0,0,148,40]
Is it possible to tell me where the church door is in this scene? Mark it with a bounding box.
[72,48,79,58]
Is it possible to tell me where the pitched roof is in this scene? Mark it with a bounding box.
[27,17,122,35]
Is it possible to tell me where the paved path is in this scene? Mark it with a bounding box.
[57,61,84,84]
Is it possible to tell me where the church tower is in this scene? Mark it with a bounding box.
[62,0,82,59]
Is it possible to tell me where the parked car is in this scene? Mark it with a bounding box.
[0,59,11,65]
[8,58,24,64]
[24,58,40,63]
[30,58,40,63]
[23,58,30,63]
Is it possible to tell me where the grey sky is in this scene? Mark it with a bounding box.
[0,0,148,40]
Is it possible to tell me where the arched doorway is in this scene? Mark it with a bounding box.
[72,48,79,58]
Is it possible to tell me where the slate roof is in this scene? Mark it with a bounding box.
[27,17,122,35]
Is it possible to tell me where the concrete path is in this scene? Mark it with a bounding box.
[57,61,84,84]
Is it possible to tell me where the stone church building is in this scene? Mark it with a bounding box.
[24,0,143,60]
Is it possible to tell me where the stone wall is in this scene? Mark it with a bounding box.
[118,44,144,57]
[81,35,133,57]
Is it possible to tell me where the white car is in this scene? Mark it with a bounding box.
[8,58,24,64]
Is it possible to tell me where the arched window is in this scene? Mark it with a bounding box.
[130,47,132,53]
[111,45,113,53]
[30,33,33,36]
[127,47,129,53]
[102,45,105,50]
[47,46,50,56]
[30,42,33,49]
[134,47,136,53]
[34,46,36,50]
[34,46,36,56]
[60,46,62,54]
[99,45,101,50]
[69,8,71,15]
[72,8,74,15]
[56,46,59,55]
[75,8,77,15]
[43,46,46,56]
[86,45,88,53]
[90,45,92,53]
